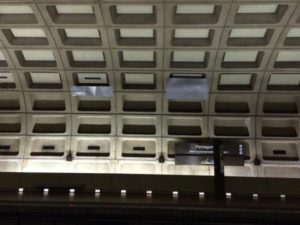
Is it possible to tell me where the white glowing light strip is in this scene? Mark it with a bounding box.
[173,51,205,62]
[176,5,215,14]
[229,28,267,38]
[237,4,278,14]
[276,51,300,62]
[219,74,252,85]
[56,5,94,14]
[287,28,300,38]
[269,74,300,85]
[124,73,155,84]
[22,50,55,61]
[120,28,154,38]
[11,28,46,38]
[116,5,153,14]
[122,50,154,61]
[72,51,104,61]
[30,72,61,84]
[65,28,100,38]
[174,29,210,38]
[223,51,258,62]
[0,5,33,14]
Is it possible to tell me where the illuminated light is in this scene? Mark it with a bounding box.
[116,5,153,14]
[237,4,278,14]
[269,74,300,85]
[30,72,61,84]
[95,189,101,197]
[65,28,100,38]
[219,74,252,85]
[43,188,49,195]
[69,189,75,198]
[276,51,300,62]
[176,5,215,14]
[11,28,46,38]
[55,5,94,14]
[226,193,232,199]
[0,5,33,14]
[119,28,154,38]
[229,28,267,38]
[173,51,205,62]
[287,28,300,38]
[122,50,154,61]
[223,51,258,62]
[199,192,205,198]
[22,50,55,61]
[174,29,210,38]
[124,73,155,85]
[72,50,104,62]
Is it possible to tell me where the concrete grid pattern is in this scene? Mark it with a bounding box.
[0,0,300,177]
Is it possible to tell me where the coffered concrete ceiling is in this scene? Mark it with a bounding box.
[0,0,300,177]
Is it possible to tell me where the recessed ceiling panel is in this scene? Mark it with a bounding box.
[174,29,210,38]
[229,28,267,38]
[64,29,100,38]
[237,4,278,14]
[269,74,300,85]
[223,51,258,62]
[30,72,61,84]
[119,29,154,38]
[124,73,155,84]
[287,28,300,37]
[72,51,104,62]
[55,5,94,14]
[0,5,33,14]
[219,74,252,85]
[22,50,55,61]
[173,51,205,62]
[116,5,153,14]
[276,51,300,62]
[11,28,46,38]
[176,5,215,14]
[122,50,154,61]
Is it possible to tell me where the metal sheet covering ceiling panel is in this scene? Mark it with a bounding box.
[0,0,299,178]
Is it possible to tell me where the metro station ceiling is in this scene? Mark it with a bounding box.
[0,0,299,176]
